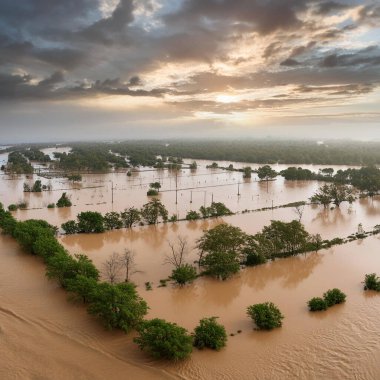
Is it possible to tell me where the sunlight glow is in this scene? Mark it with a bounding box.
[215,94,239,104]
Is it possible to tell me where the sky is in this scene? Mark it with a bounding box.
[0,0,379,142]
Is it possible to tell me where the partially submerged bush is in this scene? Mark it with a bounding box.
[323,288,346,307]
[170,264,197,285]
[247,302,284,330]
[8,204,18,211]
[186,210,200,220]
[307,297,328,311]
[56,192,72,208]
[245,252,267,266]
[147,189,159,196]
[193,317,227,351]
[134,318,193,360]
[364,273,380,291]
[61,220,78,234]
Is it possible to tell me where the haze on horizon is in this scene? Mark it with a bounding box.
[0,0,379,143]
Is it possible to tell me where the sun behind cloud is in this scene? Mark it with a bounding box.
[215,94,239,104]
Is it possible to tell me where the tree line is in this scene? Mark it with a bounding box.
[61,199,233,235]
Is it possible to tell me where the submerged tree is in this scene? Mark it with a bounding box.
[77,211,105,233]
[164,235,190,269]
[247,302,284,330]
[102,252,123,284]
[120,249,137,282]
[56,192,72,208]
[243,166,252,179]
[197,224,247,279]
[134,318,193,360]
[257,165,277,189]
[103,211,123,230]
[141,199,168,225]
[88,282,147,332]
[121,207,141,228]
[193,317,227,350]
[310,183,355,208]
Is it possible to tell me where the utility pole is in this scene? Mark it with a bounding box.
[237,182,240,196]
[190,190,192,203]
[111,181,114,205]
[175,169,178,204]
[211,193,214,204]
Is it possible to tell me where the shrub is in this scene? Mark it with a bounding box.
[247,302,284,330]
[186,210,200,220]
[61,220,78,234]
[169,214,178,222]
[18,202,28,209]
[32,180,42,192]
[56,192,72,207]
[193,317,227,350]
[245,252,267,266]
[323,288,346,307]
[329,237,344,246]
[307,297,328,311]
[364,273,380,291]
[8,204,18,211]
[170,264,197,285]
[47,203,55,209]
[67,174,82,182]
[134,318,193,360]
[147,189,159,196]
[77,211,104,233]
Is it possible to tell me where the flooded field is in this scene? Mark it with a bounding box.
[1,153,380,379]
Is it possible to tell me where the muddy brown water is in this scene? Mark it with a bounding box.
[1,156,380,379]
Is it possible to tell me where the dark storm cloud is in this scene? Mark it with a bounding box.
[0,0,379,107]
[0,0,100,38]
[0,72,168,101]
[164,0,308,35]
[313,1,350,15]
[78,0,134,44]
[280,58,301,67]
[321,47,380,68]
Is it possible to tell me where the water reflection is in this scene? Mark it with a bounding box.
[243,252,323,290]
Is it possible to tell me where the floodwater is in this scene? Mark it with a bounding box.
[0,153,359,227]
[1,153,380,379]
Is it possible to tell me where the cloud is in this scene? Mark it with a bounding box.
[0,72,168,101]
[313,1,350,15]
[0,0,379,142]
[280,58,301,67]
[78,0,134,44]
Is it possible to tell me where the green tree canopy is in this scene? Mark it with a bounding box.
[193,317,227,350]
[141,199,168,225]
[88,282,148,332]
[134,318,193,360]
[77,211,105,233]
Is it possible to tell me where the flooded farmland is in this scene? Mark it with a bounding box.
[1,154,380,379]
